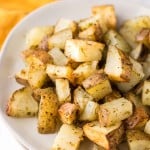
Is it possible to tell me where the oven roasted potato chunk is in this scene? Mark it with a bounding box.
[65,39,105,62]
[144,120,150,135]
[99,98,133,127]
[142,80,150,106]
[126,130,150,150]
[56,79,71,104]
[48,28,72,50]
[58,103,78,124]
[6,87,38,117]
[82,70,112,100]
[52,124,83,150]
[38,88,58,133]
[104,45,132,82]
[83,121,123,150]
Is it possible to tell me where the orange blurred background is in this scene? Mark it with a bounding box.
[0,0,55,47]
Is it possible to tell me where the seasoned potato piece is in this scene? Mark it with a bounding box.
[144,120,150,135]
[104,89,121,102]
[82,70,112,100]
[6,87,38,117]
[48,28,72,50]
[38,88,58,133]
[54,18,78,34]
[136,28,150,49]
[46,64,73,83]
[79,101,99,121]
[119,16,150,48]
[65,39,105,62]
[92,5,116,32]
[126,130,150,150]
[83,121,122,150]
[78,15,100,31]
[26,26,54,48]
[28,63,49,89]
[141,61,150,80]
[48,47,69,66]
[74,86,93,113]
[142,80,150,106]
[125,107,149,129]
[15,68,29,86]
[58,103,78,124]
[116,57,145,92]
[73,61,98,84]
[55,79,71,104]
[99,98,133,127]
[104,45,132,82]
[104,30,131,53]
[52,124,83,150]
[78,24,102,41]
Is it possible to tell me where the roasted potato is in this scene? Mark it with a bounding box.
[38,88,58,133]
[126,129,150,150]
[58,103,78,124]
[83,121,123,150]
[144,120,150,135]
[104,30,131,53]
[48,28,72,50]
[82,70,112,100]
[55,79,71,104]
[104,45,132,82]
[99,98,133,127]
[6,87,38,117]
[52,124,83,150]
[65,39,105,62]
[142,80,150,106]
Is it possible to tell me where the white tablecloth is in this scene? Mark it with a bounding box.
[0,0,149,150]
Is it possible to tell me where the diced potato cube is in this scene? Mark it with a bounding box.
[82,70,112,100]
[48,28,72,50]
[6,87,38,117]
[65,39,104,62]
[46,64,73,83]
[104,45,132,82]
[79,101,99,121]
[144,120,150,135]
[99,98,133,127]
[142,80,150,106]
[38,88,58,133]
[104,30,131,53]
[73,61,98,84]
[56,79,71,104]
[126,130,150,150]
[74,86,93,113]
[52,124,83,150]
[58,103,78,124]
[48,47,69,66]
[26,26,54,48]
[116,57,145,92]
[54,18,77,34]
[83,121,122,150]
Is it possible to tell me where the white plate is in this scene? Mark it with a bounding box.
[0,0,150,150]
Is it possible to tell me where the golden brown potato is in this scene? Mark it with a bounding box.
[38,88,58,133]
[15,68,29,86]
[104,45,132,82]
[58,103,78,124]
[104,30,131,53]
[82,70,112,100]
[126,130,150,150]
[65,39,105,62]
[48,28,73,50]
[92,5,116,32]
[52,124,83,150]
[6,87,38,117]
[98,98,133,127]
[144,120,150,135]
[125,107,149,129]
[83,121,123,150]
